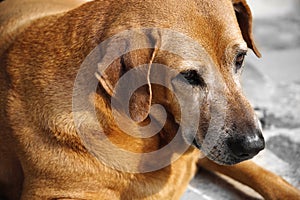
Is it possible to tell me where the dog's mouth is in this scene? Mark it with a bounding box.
[191,137,258,165]
[205,151,253,165]
[192,138,201,149]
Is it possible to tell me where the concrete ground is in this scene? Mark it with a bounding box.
[182,1,300,199]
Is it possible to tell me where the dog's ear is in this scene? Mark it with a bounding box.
[233,0,261,57]
[98,48,156,123]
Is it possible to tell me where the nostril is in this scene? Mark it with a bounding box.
[227,138,247,158]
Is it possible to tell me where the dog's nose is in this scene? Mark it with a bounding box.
[227,130,265,159]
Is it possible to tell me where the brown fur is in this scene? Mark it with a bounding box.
[0,0,300,199]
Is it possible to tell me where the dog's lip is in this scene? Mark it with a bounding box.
[231,152,256,161]
[192,138,201,149]
[205,151,252,166]
[192,138,255,165]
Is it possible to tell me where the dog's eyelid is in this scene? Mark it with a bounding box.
[233,41,248,50]
[226,43,247,66]
[177,70,206,87]
[230,42,247,52]
[237,49,247,56]
[235,51,247,62]
[234,50,247,73]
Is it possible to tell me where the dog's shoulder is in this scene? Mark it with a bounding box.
[0,0,89,55]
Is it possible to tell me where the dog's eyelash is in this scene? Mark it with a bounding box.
[180,70,206,87]
[234,52,247,73]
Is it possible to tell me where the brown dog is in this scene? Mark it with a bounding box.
[0,0,300,199]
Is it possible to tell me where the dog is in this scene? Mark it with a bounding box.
[1,0,300,199]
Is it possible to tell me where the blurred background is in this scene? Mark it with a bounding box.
[183,0,300,199]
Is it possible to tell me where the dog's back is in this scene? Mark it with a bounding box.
[0,1,89,199]
[0,0,88,55]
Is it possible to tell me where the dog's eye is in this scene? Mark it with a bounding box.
[180,70,205,87]
[235,52,246,72]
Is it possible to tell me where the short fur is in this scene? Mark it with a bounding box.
[0,0,300,199]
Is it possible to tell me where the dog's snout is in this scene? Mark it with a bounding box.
[227,129,265,160]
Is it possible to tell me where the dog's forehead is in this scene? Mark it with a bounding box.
[165,0,245,66]
[103,0,245,67]
[113,0,242,36]
[182,0,245,59]
[120,0,244,60]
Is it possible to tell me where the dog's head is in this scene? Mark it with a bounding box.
[96,0,264,165]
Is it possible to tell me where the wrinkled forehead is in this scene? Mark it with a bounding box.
[155,28,213,71]
[103,0,247,67]
[134,0,246,68]
[190,0,242,34]
[176,0,246,62]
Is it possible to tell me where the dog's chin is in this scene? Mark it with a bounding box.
[192,139,251,165]
[205,153,251,166]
